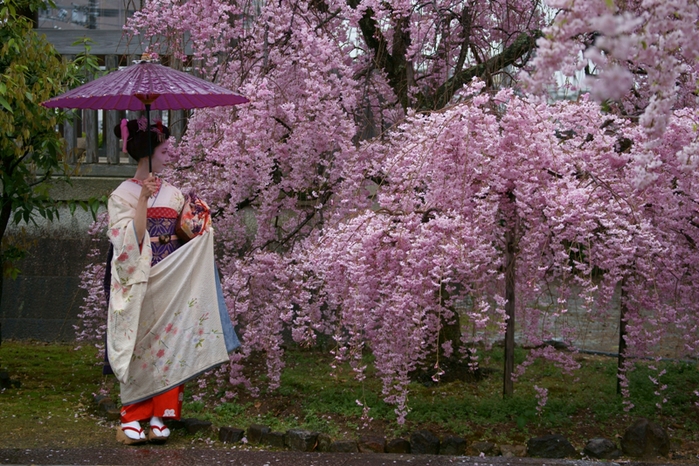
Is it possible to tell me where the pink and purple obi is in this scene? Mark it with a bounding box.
[147,207,182,265]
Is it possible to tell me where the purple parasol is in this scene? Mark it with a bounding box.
[42,59,248,111]
[42,55,249,171]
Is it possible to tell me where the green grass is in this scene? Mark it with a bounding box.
[1,340,698,454]
[183,345,699,449]
[0,342,118,448]
[0,342,97,417]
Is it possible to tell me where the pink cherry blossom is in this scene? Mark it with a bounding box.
[75,0,699,424]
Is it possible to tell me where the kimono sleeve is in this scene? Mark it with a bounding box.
[107,192,152,287]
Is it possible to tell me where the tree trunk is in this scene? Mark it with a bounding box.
[503,222,516,397]
[438,282,462,362]
[0,197,14,313]
[616,278,629,395]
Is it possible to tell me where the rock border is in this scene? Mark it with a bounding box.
[93,397,673,460]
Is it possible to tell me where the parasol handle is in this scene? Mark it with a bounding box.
[146,103,152,173]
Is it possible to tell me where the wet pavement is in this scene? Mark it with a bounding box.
[0,449,674,466]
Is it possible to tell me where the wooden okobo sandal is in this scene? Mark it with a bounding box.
[147,424,170,443]
[116,425,147,445]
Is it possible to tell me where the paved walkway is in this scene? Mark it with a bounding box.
[0,448,673,466]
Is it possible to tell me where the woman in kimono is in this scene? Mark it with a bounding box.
[108,118,239,445]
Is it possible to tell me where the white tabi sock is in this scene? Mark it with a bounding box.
[149,416,170,437]
[120,420,145,440]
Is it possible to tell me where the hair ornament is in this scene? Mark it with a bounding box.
[137,116,148,132]
[120,118,129,153]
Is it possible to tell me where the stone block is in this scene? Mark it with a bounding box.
[247,424,271,444]
[166,419,186,430]
[183,418,212,435]
[358,435,386,453]
[219,426,245,444]
[286,428,318,452]
[527,434,577,458]
[386,438,411,454]
[500,444,526,457]
[584,438,621,459]
[330,440,359,452]
[316,433,332,452]
[467,441,497,456]
[621,418,670,458]
[440,435,466,455]
[410,430,439,455]
[261,431,286,448]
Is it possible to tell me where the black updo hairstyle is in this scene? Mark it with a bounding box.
[113,117,171,160]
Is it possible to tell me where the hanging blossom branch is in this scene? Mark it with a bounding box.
[526,0,699,138]
[74,212,109,355]
[72,0,699,423]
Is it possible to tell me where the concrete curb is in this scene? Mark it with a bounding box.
[0,448,679,466]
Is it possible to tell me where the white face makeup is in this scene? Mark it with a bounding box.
[150,139,172,173]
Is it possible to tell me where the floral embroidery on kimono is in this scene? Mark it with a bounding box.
[107,179,232,405]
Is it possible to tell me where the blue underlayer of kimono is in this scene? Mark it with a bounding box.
[215,266,241,353]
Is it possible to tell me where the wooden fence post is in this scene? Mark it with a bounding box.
[84,107,99,163]
[63,110,79,164]
[125,54,141,165]
[60,55,79,163]
[83,60,99,163]
[170,110,187,143]
[105,54,122,164]
[169,56,186,142]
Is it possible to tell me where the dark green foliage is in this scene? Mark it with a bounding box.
[0,0,77,283]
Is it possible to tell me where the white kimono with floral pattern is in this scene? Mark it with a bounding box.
[107,179,230,405]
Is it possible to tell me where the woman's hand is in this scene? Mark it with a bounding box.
[139,175,159,200]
